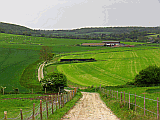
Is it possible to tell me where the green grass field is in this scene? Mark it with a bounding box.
[56,47,160,86]
[0,33,110,53]
[0,33,112,93]
[0,47,40,92]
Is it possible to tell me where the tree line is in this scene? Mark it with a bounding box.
[0,22,160,42]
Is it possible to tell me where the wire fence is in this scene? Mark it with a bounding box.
[100,88,159,119]
[2,87,78,120]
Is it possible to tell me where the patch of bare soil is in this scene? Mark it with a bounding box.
[62,92,119,120]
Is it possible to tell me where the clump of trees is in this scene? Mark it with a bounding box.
[40,72,67,92]
[39,46,54,62]
[133,65,160,87]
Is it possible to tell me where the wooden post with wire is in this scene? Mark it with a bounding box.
[20,109,23,120]
[46,99,48,119]
[72,90,73,98]
[40,100,42,120]
[135,93,136,112]
[124,91,125,106]
[62,93,64,107]
[45,88,46,94]
[67,92,69,102]
[51,95,53,114]
[157,97,159,120]
[121,91,122,103]
[129,92,130,110]
[61,93,63,108]
[32,88,33,94]
[33,103,35,120]
[58,95,60,109]
[4,111,7,120]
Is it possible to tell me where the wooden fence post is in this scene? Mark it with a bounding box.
[67,92,69,102]
[157,98,159,120]
[112,90,113,98]
[58,95,60,109]
[135,93,136,112]
[65,93,67,103]
[4,111,7,120]
[72,90,73,98]
[60,93,62,108]
[20,109,23,120]
[33,103,35,120]
[62,93,64,107]
[32,88,33,94]
[117,91,118,100]
[121,91,122,103]
[124,91,125,105]
[70,91,72,100]
[110,90,111,97]
[129,92,130,110]
[144,95,145,116]
[46,100,48,119]
[40,100,42,120]
[96,85,97,91]
[45,88,46,94]
[51,95,53,114]
[3,88,5,95]
[74,88,76,94]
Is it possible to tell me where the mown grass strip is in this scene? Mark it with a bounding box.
[48,92,82,120]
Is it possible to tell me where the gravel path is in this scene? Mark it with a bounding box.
[62,92,119,120]
[38,61,46,81]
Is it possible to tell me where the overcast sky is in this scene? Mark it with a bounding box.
[1,0,160,30]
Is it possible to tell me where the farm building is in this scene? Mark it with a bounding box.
[81,41,120,47]
[81,43,105,46]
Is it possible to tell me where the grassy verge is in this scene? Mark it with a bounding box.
[98,90,157,120]
[48,92,82,120]
[19,59,43,92]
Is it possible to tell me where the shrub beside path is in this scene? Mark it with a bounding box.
[62,92,119,120]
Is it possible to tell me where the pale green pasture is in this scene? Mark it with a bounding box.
[57,48,160,86]
[58,46,159,57]
[145,34,160,37]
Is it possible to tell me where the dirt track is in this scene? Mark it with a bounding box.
[62,92,119,120]
[38,61,45,81]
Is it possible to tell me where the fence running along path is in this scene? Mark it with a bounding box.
[100,88,160,120]
[2,88,78,120]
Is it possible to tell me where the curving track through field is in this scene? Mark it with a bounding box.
[38,61,46,81]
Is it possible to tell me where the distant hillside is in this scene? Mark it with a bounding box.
[0,22,160,42]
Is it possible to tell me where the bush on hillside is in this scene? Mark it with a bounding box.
[134,65,160,87]
[40,72,67,92]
